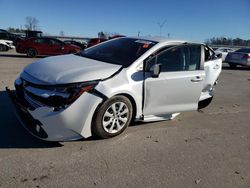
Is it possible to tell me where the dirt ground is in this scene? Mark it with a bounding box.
[0,50,250,188]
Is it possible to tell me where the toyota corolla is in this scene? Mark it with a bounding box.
[7,37,222,141]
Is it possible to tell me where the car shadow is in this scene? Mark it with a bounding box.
[222,64,250,71]
[0,90,63,149]
[0,53,46,58]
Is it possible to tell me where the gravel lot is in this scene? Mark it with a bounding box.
[0,50,250,188]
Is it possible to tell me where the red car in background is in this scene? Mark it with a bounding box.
[87,36,126,48]
[16,37,81,57]
[87,38,107,48]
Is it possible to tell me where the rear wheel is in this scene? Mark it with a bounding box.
[92,95,133,139]
[27,48,37,57]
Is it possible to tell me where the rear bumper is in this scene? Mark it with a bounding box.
[6,87,103,141]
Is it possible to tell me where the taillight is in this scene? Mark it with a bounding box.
[242,54,250,59]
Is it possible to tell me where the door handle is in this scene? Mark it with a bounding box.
[213,64,220,69]
[191,76,203,82]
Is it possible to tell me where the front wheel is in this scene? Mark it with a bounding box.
[27,48,37,57]
[92,95,133,139]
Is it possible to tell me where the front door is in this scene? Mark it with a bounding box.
[143,44,205,116]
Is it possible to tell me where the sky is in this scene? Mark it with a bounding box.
[0,0,250,42]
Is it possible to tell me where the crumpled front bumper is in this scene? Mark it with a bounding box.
[6,87,49,139]
[6,87,103,141]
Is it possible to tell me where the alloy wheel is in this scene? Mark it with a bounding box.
[102,102,129,134]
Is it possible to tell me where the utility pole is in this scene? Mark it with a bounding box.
[157,20,166,36]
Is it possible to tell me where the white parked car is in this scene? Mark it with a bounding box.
[214,47,234,61]
[7,37,222,141]
[0,39,15,51]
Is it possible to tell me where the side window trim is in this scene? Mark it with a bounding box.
[200,45,205,70]
[186,44,204,71]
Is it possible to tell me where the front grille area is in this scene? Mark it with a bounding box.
[24,92,44,108]
[6,87,48,139]
[15,79,49,109]
[15,104,48,139]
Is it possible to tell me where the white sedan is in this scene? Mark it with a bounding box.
[215,47,234,61]
[0,39,15,51]
[7,37,222,141]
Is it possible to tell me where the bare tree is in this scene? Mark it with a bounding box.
[25,16,39,31]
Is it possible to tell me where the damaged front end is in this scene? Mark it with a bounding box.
[6,77,102,141]
[14,78,99,110]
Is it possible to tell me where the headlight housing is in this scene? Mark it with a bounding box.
[16,79,99,109]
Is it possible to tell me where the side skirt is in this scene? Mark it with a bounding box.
[135,113,180,122]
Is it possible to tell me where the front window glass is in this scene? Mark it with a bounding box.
[78,38,157,67]
[34,38,46,44]
[146,45,201,72]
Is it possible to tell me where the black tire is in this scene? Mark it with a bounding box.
[0,44,8,51]
[92,95,133,139]
[229,63,236,68]
[27,48,37,57]
[198,97,213,110]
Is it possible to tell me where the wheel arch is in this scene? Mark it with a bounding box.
[116,93,137,122]
[26,47,38,54]
[91,92,138,129]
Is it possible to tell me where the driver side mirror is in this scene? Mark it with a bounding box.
[151,64,161,78]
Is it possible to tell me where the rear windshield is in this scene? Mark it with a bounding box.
[235,48,250,53]
[78,38,157,67]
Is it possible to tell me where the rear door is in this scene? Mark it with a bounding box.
[203,46,222,91]
[143,44,205,116]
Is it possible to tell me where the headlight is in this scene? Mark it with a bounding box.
[21,80,99,108]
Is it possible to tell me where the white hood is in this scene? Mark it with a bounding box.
[22,54,122,85]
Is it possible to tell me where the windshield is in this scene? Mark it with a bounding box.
[78,38,157,67]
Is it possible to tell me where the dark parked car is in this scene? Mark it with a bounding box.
[0,29,22,46]
[64,40,87,50]
[16,37,81,57]
[225,48,250,68]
